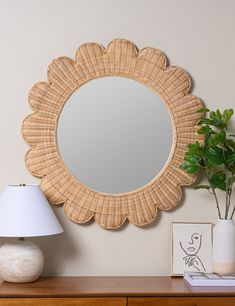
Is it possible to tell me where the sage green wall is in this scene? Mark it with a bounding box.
[0,0,234,275]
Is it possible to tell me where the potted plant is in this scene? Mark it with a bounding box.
[180,108,235,274]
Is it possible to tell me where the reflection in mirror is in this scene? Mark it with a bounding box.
[57,76,173,194]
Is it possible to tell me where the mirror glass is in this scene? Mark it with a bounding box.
[57,76,173,194]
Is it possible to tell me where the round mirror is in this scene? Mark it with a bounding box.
[57,76,173,194]
[23,39,203,228]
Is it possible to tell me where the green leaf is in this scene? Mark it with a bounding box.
[225,145,234,160]
[185,142,201,157]
[210,118,226,128]
[180,162,190,170]
[185,165,201,173]
[198,125,211,134]
[180,162,200,173]
[197,108,234,129]
[216,109,222,120]
[208,130,226,146]
[194,185,211,190]
[209,171,226,191]
[198,118,213,125]
[209,111,216,119]
[226,139,235,151]
[225,145,235,169]
[222,108,234,123]
[204,146,224,165]
[180,107,235,176]
[227,153,235,164]
[184,154,200,164]
[198,117,225,129]
[197,107,209,113]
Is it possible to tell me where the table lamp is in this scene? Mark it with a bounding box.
[0,184,63,283]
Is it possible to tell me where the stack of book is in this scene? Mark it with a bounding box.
[184,272,235,286]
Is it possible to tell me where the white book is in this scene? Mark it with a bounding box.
[184,272,235,286]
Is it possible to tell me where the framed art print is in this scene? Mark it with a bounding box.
[171,222,213,276]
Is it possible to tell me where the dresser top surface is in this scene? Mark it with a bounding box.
[0,276,234,297]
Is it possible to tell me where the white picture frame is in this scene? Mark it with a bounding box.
[171,222,213,276]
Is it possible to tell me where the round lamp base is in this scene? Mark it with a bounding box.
[0,240,44,283]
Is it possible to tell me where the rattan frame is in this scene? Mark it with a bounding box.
[22,39,203,229]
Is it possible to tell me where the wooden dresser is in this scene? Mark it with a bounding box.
[0,276,235,306]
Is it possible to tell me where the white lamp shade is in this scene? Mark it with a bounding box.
[0,185,63,237]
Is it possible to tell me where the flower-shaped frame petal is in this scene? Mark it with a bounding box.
[22,39,203,229]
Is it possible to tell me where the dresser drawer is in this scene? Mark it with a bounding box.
[128,297,235,306]
[0,297,126,306]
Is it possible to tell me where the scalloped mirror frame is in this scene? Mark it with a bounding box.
[22,39,203,229]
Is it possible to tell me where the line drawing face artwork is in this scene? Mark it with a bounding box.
[172,222,212,275]
[179,232,206,271]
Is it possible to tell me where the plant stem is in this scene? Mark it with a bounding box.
[204,158,222,219]
[225,169,230,219]
[230,188,235,219]
[229,168,235,219]
[212,187,222,219]
[222,131,230,219]
[230,201,235,219]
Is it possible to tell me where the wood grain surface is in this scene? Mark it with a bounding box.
[129,297,235,306]
[0,277,234,297]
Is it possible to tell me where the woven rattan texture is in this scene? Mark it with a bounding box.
[22,39,203,229]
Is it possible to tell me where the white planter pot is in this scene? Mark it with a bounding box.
[212,219,235,275]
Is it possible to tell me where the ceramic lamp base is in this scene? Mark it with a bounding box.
[0,240,44,283]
